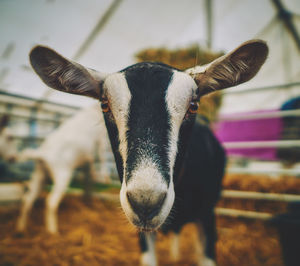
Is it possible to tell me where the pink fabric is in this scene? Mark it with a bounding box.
[213,110,283,160]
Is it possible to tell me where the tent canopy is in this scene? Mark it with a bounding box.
[1,0,299,113]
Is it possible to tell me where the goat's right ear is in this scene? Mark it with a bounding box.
[29,46,108,99]
[186,40,268,96]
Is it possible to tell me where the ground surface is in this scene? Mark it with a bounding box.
[0,192,284,266]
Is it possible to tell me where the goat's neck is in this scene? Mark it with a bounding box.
[172,118,196,186]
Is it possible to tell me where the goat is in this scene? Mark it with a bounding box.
[28,40,268,265]
[16,104,111,234]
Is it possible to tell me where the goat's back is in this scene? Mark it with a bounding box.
[30,104,107,166]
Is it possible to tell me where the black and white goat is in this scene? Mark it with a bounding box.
[28,40,268,265]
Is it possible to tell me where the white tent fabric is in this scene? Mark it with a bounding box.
[221,16,300,114]
[1,0,299,113]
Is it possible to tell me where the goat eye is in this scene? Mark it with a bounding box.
[188,101,199,114]
[101,101,110,113]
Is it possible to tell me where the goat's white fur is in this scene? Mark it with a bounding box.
[195,223,217,266]
[166,71,198,178]
[103,73,131,173]
[141,233,157,266]
[17,104,110,234]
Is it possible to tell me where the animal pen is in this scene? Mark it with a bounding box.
[1,81,300,265]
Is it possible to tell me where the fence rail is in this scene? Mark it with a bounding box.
[12,135,45,142]
[223,140,300,149]
[228,167,300,176]
[215,208,273,221]
[224,81,300,95]
[16,137,300,149]
[218,109,300,121]
[0,111,65,124]
[0,90,80,111]
[222,190,300,202]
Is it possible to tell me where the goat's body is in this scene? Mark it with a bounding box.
[17,104,111,234]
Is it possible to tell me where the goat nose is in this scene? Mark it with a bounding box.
[126,191,167,221]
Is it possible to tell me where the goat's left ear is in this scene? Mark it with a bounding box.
[30,46,108,99]
[186,40,268,96]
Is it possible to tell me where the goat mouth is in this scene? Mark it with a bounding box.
[132,218,160,232]
[139,227,156,233]
[136,224,159,233]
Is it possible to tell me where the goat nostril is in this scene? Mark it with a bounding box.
[126,191,167,221]
[146,193,166,220]
[126,191,143,216]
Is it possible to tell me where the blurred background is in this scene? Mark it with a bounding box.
[0,0,300,265]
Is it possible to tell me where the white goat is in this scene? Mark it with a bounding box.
[16,104,111,234]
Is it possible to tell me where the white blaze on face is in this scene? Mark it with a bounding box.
[103,73,131,170]
[127,159,166,194]
[165,71,198,177]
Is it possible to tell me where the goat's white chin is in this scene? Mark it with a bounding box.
[119,180,175,230]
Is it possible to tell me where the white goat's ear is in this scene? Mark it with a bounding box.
[186,40,268,96]
[29,46,108,99]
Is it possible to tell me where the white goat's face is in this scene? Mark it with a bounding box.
[101,66,199,230]
[29,40,268,231]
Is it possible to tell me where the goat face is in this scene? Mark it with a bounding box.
[29,40,268,231]
[101,64,199,230]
